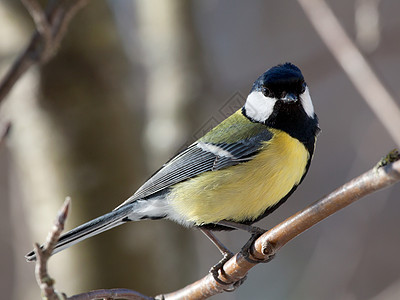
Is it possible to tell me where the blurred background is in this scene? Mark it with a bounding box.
[1,0,400,299]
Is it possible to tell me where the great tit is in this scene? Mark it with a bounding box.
[26,62,319,262]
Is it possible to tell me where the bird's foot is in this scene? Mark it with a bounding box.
[247,225,266,236]
[210,251,233,285]
[209,251,247,291]
[240,231,275,264]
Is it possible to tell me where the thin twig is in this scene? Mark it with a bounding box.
[0,0,90,104]
[32,199,154,300]
[21,0,52,45]
[160,151,400,299]
[0,121,11,148]
[34,197,71,300]
[297,0,400,147]
[67,289,153,300]
[50,0,91,55]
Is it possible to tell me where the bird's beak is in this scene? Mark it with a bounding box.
[281,93,298,102]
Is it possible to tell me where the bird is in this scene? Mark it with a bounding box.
[26,63,319,271]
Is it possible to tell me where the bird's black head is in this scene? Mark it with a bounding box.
[243,63,319,148]
[252,63,306,100]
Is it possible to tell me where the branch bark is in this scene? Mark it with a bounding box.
[33,151,400,299]
[67,289,153,300]
[0,122,11,148]
[33,198,70,300]
[0,0,90,104]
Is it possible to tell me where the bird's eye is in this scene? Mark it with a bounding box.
[262,87,271,97]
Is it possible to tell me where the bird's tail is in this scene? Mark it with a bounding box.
[25,203,136,262]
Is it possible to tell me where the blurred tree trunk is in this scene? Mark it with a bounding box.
[135,0,206,167]
[132,0,207,292]
[4,1,150,298]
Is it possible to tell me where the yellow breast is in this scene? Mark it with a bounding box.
[169,129,310,225]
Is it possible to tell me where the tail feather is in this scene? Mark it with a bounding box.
[25,203,135,262]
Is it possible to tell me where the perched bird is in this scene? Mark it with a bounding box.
[26,63,319,266]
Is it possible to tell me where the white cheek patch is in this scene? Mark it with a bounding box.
[300,87,315,117]
[244,91,276,122]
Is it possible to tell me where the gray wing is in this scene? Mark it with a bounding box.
[119,129,272,206]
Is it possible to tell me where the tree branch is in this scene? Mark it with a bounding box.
[32,150,400,299]
[0,0,90,104]
[33,198,153,300]
[21,0,52,44]
[33,197,70,300]
[67,289,153,300]
[0,122,11,148]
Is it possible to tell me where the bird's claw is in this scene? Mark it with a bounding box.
[210,251,233,285]
[222,275,248,292]
[210,251,247,291]
[240,231,275,264]
[248,226,266,236]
